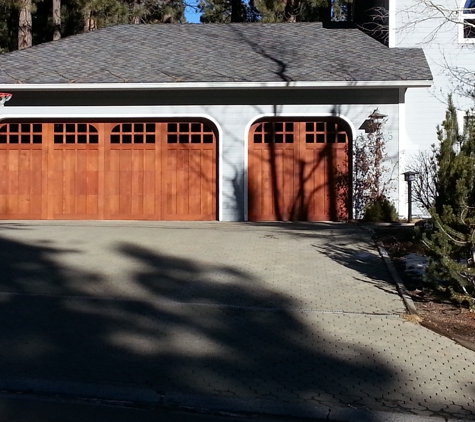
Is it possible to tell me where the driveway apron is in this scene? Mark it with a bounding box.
[0,221,473,420]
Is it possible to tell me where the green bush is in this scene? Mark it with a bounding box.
[363,198,398,222]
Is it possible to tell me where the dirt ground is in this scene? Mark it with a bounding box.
[371,225,475,353]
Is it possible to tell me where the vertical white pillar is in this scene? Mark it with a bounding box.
[398,87,407,218]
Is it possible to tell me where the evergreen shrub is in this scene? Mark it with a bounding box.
[363,197,398,222]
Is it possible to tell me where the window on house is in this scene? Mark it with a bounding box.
[460,0,475,43]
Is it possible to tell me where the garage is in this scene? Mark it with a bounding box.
[248,118,350,222]
[0,120,217,220]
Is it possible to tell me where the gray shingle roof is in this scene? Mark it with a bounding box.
[0,23,432,84]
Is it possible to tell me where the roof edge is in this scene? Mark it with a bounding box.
[0,80,433,91]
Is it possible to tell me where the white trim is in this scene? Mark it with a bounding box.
[0,108,225,222]
[243,112,357,222]
[398,88,406,217]
[0,80,433,92]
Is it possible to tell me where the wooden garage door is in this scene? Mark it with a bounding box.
[0,120,217,220]
[248,119,349,221]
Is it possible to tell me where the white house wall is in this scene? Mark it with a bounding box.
[0,91,401,221]
[393,0,475,158]
[390,0,475,216]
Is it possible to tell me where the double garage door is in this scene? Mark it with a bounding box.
[248,118,350,221]
[0,120,217,220]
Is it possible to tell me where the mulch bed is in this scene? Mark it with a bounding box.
[371,224,475,352]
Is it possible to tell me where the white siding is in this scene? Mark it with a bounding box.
[393,0,475,153]
[389,0,475,216]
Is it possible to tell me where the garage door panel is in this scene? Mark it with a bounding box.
[107,150,120,195]
[333,146,349,220]
[176,149,190,217]
[189,149,205,216]
[249,145,300,221]
[0,148,43,217]
[107,195,120,218]
[31,150,43,196]
[18,152,31,196]
[7,194,17,215]
[302,148,326,220]
[199,148,215,217]
[76,150,88,195]
[145,151,158,216]
[50,147,101,218]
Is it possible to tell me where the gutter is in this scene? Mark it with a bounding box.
[0,80,433,91]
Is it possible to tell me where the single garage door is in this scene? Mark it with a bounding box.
[0,120,217,220]
[248,118,350,221]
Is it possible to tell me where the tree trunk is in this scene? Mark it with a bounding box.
[52,0,61,40]
[18,0,32,50]
[283,0,299,22]
[231,0,243,22]
[83,9,97,32]
[130,0,141,25]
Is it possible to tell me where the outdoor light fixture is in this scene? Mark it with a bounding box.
[358,111,388,133]
[403,171,419,223]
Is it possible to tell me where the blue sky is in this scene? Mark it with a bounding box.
[185,1,202,23]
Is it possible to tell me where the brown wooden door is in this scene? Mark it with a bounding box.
[0,123,44,219]
[248,119,349,222]
[48,123,103,219]
[0,120,217,221]
[103,122,162,220]
[162,122,216,221]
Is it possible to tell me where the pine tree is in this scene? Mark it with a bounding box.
[424,96,475,299]
[198,0,330,23]
[18,0,32,49]
[0,0,17,53]
[198,0,253,23]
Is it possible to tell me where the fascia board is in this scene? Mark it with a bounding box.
[0,80,433,91]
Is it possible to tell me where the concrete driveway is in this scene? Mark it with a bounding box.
[0,221,473,421]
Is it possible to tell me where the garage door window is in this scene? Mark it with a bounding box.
[167,122,214,144]
[54,123,98,144]
[110,123,156,144]
[253,122,294,144]
[304,121,348,144]
[0,123,42,144]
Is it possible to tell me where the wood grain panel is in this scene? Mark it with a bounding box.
[162,122,217,221]
[50,146,100,219]
[0,137,43,218]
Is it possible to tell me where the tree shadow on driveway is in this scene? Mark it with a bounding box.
[0,231,423,421]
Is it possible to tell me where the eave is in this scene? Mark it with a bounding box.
[0,80,433,91]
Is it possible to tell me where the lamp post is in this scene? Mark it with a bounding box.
[403,171,419,223]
